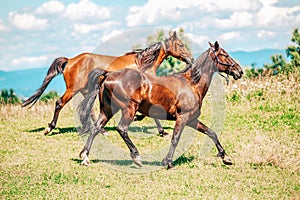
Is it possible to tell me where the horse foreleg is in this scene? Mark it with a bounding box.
[187,120,233,165]
[133,114,146,121]
[44,90,74,135]
[154,118,168,137]
[134,115,168,136]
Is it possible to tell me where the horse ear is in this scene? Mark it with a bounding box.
[214,41,219,51]
[208,41,213,47]
[173,31,177,38]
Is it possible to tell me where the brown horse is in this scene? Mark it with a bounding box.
[78,41,243,169]
[22,32,193,135]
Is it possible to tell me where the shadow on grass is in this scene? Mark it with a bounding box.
[28,125,173,136]
[28,126,77,135]
[104,125,173,134]
[71,155,194,168]
[71,158,162,166]
[173,155,195,166]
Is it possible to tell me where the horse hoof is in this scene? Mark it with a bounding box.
[167,163,174,170]
[102,131,109,136]
[132,155,142,167]
[81,159,90,166]
[222,155,233,165]
[44,127,52,135]
[159,130,169,137]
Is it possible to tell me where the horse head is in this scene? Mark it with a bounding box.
[163,31,194,65]
[209,41,243,80]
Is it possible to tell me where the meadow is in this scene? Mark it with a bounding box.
[0,71,299,199]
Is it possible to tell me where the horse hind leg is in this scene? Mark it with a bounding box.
[187,120,233,165]
[116,104,142,167]
[162,116,188,169]
[44,89,74,135]
[80,107,113,166]
[117,124,142,167]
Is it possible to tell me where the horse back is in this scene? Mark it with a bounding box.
[62,53,116,89]
[106,54,137,71]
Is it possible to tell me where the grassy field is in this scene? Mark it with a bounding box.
[0,72,299,199]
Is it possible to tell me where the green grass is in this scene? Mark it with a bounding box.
[0,73,299,199]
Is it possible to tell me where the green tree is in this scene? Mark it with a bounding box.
[40,91,60,103]
[0,89,20,104]
[265,54,288,75]
[286,28,300,68]
[246,28,300,78]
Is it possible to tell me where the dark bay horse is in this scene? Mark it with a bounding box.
[21,32,193,135]
[78,41,243,169]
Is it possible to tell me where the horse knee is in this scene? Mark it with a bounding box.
[206,129,218,140]
[55,99,63,110]
[116,125,127,136]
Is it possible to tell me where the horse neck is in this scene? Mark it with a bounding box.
[151,48,167,74]
[192,51,218,101]
[137,42,163,74]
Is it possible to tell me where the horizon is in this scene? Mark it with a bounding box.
[0,48,287,72]
[0,48,288,98]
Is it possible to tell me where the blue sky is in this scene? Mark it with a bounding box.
[0,0,299,71]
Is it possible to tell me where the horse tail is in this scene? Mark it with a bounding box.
[21,57,68,108]
[78,68,108,136]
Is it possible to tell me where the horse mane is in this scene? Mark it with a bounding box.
[124,49,143,55]
[125,41,163,71]
[179,49,211,84]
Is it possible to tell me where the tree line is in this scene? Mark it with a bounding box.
[0,90,59,105]
[245,28,300,78]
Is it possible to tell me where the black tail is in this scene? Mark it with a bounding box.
[21,57,68,107]
[78,68,108,136]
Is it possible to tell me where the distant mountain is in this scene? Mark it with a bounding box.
[0,49,288,97]
[0,68,65,98]
[230,49,287,68]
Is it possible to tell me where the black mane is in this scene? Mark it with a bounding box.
[125,41,163,72]
[178,49,212,84]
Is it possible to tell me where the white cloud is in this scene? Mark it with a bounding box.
[1,0,300,72]
[203,0,262,12]
[186,33,209,46]
[219,32,241,41]
[73,21,119,35]
[12,55,48,66]
[214,12,253,29]
[0,19,9,31]
[126,0,262,27]
[35,0,65,15]
[257,30,275,38]
[126,0,196,27]
[101,30,124,42]
[256,0,300,27]
[8,13,48,30]
[64,0,110,21]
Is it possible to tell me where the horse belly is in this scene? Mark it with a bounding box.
[138,101,176,120]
